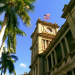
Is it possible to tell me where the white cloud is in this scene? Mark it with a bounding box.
[20,63,27,68]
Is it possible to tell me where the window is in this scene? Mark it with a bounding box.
[42,40,51,50]
[42,40,45,50]
[46,40,48,47]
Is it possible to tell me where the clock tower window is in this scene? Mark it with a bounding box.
[46,40,48,47]
[42,40,51,50]
[42,40,45,50]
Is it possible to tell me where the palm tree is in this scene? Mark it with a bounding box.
[0,0,35,48]
[0,20,26,54]
[0,20,2,25]
[0,50,18,75]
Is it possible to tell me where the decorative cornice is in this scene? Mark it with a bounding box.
[61,0,75,18]
[36,19,59,28]
[38,33,56,39]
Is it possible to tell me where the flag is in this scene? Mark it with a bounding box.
[44,14,50,20]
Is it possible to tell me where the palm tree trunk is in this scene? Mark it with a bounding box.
[0,41,5,58]
[0,13,8,48]
[1,67,3,75]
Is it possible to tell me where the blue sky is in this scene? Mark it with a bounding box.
[0,0,70,75]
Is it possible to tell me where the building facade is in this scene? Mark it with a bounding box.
[29,0,75,75]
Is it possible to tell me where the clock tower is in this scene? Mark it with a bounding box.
[36,18,59,54]
[30,18,59,75]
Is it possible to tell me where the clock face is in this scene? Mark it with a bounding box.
[45,28,52,33]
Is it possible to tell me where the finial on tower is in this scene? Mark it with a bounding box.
[38,17,41,21]
[55,22,57,25]
[36,17,41,25]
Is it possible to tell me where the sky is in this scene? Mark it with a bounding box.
[0,0,70,75]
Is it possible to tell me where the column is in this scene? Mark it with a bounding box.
[64,37,70,53]
[54,50,57,72]
[60,41,66,65]
[65,37,71,61]
[34,48,35,57]
[45,40,47,49]
[45,59,47,73]
[32,69,34,75]
[72,69,75,75]
[36,64,37,75]
[47,58,49,72]
[51,53,54,67]
[60,41,65,58]
[42,40,45,50]
[54,50,57,65]
[51,53,54,75]
[35,66,36,75]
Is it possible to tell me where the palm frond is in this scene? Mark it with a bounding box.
[15,1,31,26]
[23,0,35,12]
[7,33,16,53]
[0,20,3,25]
[0,66,2,70]
[10,55,18,61]
[15,28,26,36]
[6,55,18,62]
[3,47,6,52]
[7,35,11,51]
[0,0,7,3]
[7,59,14,73]
[0,61,2,64]
[17,10,31,26]
[0,3,8,15]
[11,8,19,28]
[13,70,16,75]
[3,62,7,74]
[2,51,9,57]
[1,50,18,75]
[10,33,16,53]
